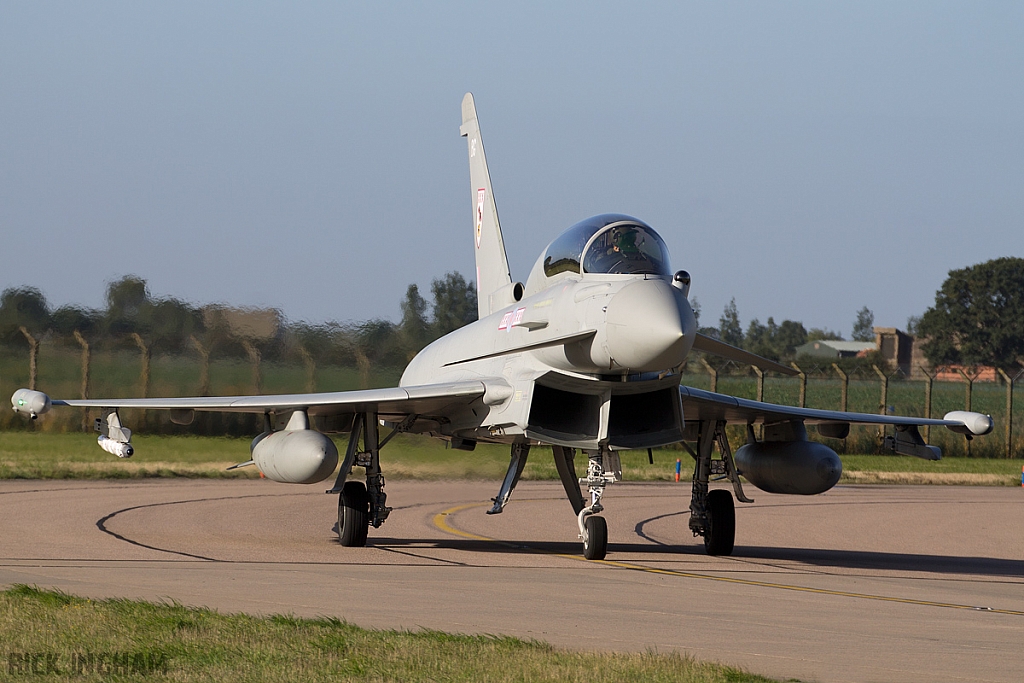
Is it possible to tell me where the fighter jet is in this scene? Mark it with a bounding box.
[11,93,993,560]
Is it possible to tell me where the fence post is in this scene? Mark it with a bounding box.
[298,345,316,393]
[241,339,263,394]
[73,330,90,431]
[353,347,371,390]
[130,333,151,398]
[872,365,891,443]
[832,363,848,412]
[189,336,211,396]
[791,362,806,408]
[700,357,718,393]
[18,326,38,391]
[920,366,935,444]
[752,365,765,439]
[957,368,975,457]
[997,368,1023,459]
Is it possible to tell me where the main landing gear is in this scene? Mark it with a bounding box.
[328,411,398,547]
[685,420,752,556]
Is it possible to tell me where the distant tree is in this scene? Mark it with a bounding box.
[807,327,844,342]
[431,272,477,337]
[742,317,807,361]
[906,315,922,336]
[774,319,808,357]
[743,317,777,360]
[356,319,403,364]
[0,287,50,343]
[917,257,1024,370]
[851,306,875,342]
[718,298,743,347]
[399,284,431,356]
[50,305,100,339]
[106,275,149,319]
[138,298,204,353]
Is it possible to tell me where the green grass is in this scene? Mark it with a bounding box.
[0,432,690,481]
[0,586,782,683]
[1,432,1020,484]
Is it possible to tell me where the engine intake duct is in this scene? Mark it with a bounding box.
[608,387,683,449]
[527,384,601,443]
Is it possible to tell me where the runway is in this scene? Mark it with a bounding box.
[1,478,1021,683]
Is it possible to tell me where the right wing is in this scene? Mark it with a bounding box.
[12,380,501,423]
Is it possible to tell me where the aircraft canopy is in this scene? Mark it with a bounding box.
[543,214,671,277]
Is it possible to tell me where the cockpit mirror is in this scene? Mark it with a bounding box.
[672,270,691,297]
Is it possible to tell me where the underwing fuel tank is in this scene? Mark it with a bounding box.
[251,430,339,484]
[734,440,842,495]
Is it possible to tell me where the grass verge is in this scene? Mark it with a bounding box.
[1,432,1020,484]
[0,585,782,683]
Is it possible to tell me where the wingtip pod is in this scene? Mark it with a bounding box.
[943,411,994,436]
[11,389,51,419]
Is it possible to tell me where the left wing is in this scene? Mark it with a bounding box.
[679,384,994,436]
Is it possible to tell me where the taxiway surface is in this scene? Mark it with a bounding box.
[1,478,1021,683]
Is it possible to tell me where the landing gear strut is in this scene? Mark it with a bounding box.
[687,420,750,556]
[488,442,530,514]
[329,411,394,546]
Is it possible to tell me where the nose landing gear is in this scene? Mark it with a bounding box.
[575,449,619,560]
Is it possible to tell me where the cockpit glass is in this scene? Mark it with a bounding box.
[582,224,671,275]
[543,214,671,278]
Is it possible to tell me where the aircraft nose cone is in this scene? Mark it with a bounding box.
[605,279,696,371]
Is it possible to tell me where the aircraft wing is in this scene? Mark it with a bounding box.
[29,380,494,422]
[678,385,994,435]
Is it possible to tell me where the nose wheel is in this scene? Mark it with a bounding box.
[581,515,608,560]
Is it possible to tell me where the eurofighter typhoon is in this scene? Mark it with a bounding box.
[12,94,994,560]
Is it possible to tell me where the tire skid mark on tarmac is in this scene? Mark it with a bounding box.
[434,500,1024,617]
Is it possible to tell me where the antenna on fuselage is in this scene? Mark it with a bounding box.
[460,93,514,320]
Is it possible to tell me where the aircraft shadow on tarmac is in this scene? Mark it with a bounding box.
[727,546,1024,578]
[346,532,1024,578]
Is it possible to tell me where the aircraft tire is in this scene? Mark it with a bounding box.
[704,489,735,556]
[338,481,370,547]
[582,515,608,560]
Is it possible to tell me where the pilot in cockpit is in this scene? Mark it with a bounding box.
[610,226,640,256]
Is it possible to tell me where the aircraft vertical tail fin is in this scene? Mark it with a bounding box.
[460,93,513,320]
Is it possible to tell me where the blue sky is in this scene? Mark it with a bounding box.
[2,2,1021,337]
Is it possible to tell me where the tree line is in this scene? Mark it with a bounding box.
[0,273,478,384]
[3,255,1022,379]
[695,256,1024,372]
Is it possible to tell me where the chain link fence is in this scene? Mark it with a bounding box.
[2,343,1021,457]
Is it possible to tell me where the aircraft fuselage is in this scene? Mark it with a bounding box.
[401,252,697,450]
